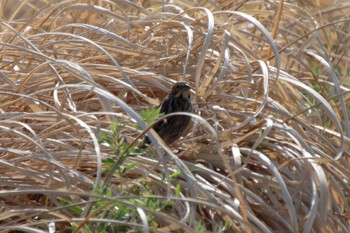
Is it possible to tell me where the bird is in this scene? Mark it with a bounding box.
[141,81,192,148]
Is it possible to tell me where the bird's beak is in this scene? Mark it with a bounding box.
[180,86,191,98]
[181,85,191,93]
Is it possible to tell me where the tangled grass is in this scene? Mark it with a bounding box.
[0,0,349,232]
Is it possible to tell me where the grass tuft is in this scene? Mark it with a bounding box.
[0,0,349,232]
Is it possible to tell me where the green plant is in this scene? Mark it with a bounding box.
[85,114,179,231]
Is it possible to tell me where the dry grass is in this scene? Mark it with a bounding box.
[0,0,349,232]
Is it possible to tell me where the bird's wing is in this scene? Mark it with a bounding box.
[159,95,173,114]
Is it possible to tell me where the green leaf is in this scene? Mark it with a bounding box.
[175,184,181,197]
[59,198,83,215]
[170,170,181,179]
[138,108,163,128]
[122,162,139,174]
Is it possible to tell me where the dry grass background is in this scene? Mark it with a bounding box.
[0,0,349,232]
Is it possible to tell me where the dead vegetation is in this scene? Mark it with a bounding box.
[0,0,349,232]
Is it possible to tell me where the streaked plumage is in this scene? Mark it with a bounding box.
[142,81,192,148]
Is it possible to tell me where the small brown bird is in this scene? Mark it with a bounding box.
[142,81,192,148]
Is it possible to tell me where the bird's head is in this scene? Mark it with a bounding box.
[170,81,191,99]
